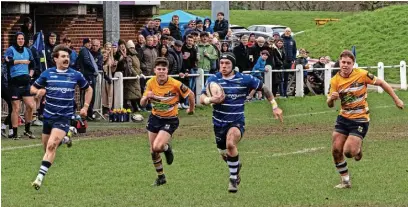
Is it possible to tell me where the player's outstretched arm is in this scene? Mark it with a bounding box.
[186,91,195,114]
[262,85,283,123]
[81,87,93,117]
[374,79,404,109]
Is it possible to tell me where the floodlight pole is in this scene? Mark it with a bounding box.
[211,1,230,22]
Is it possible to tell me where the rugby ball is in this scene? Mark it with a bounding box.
[206,82,225,100]
[131,114,144,122]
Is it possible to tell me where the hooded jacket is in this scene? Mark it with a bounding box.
[20,17,33,47]
[4,32,35,84]
[44,32,57,68]
[203,17,214,33]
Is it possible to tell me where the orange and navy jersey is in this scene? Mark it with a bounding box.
[328,68,377,122]
[143,77,191,118]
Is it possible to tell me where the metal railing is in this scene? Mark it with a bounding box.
[2,61,406,117]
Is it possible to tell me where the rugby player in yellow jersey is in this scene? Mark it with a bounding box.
[140,57,195,186]
[327,50,404,189]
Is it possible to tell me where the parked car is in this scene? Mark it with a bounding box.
[247,25,294,36]
[229,24,248,33]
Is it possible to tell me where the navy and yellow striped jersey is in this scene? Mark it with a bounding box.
[202,72,262,127]
[33,67,89,120]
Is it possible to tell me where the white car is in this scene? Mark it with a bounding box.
[247,25,293,36]
[229,24,248,33]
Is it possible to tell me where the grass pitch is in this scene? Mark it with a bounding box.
[2,91,408,207]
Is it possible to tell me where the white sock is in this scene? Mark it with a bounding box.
[37,173,44,181]
[163,144,169,151]
[9,129,13,136]
[341,175,350,182]
[61,137,69,144]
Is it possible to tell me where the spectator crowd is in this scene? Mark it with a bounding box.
[2,13,334,138]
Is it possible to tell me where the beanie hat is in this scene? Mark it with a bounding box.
[220,52,236,69]
[126,40,135,48]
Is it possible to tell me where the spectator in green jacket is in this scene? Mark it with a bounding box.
[197,32,218,74]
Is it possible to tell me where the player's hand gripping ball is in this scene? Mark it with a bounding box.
[206,82,225,104]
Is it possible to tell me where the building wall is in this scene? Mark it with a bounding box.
[1,3,156,53]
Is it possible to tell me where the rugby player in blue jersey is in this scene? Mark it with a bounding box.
[200,52,283,193]
[30,45,93,190]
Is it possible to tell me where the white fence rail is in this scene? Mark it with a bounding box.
[2,61,407,117]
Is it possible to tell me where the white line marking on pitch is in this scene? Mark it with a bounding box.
[0,105,399,151]
[259,147,326,158]
[1,136,112,151]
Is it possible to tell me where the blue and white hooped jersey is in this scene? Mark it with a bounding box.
[33,67,89,120]
[202,72,262,127]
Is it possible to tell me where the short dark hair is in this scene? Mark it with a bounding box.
[52,44,71,59]
[200,31,209,37]
[217,12,224,16]
[339,50,355,62]
[172,15,179,21]
[191,31,199,37]
[154,57,169,68]
[186,34,194,40]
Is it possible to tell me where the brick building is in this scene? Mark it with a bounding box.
[1,1,159,53]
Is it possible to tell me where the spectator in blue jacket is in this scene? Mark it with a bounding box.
[77,38,98,120]
[251,50,270,99]
[63,37,77,69]
[280,27,297,98]
[251,50,270,80]
[141,21,156,38]
[204,17,213,34]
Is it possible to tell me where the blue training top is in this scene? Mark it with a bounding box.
[33,67,89,120]
[4,46,33,78]
[202,72,262,127]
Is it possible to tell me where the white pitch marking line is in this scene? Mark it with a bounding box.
[0,105,399,151]
[1,135,115,151]
[259,147,326,158]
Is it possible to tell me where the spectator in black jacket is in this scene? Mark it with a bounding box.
[20,17,33,47]
[153,18,162,34]
[213,12,229,39]
[233,35,250,73]
[44,32,57,68]
[271,39,286,96]
[169,15,182,41]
